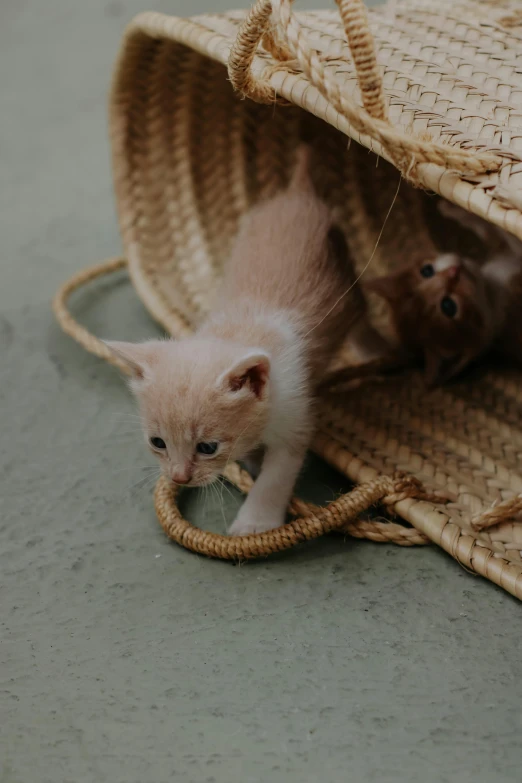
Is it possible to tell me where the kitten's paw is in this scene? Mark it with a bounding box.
[228,508,283,536]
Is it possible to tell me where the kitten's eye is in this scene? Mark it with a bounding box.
[196,441,219,456]
[420,264,435,278]
[440,296,458,318]
[150,436,166,450]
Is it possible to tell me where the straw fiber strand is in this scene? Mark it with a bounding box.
[53,1,522,599]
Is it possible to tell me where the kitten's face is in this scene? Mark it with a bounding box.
[366,254,495,385]
[107,338,270,487]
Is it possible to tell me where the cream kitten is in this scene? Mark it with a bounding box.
[107,147,384,535]
[365,200,522,385]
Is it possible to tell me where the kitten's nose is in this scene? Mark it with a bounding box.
[171,465,193,485]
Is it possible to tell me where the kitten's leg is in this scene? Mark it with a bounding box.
[229,444,306,535]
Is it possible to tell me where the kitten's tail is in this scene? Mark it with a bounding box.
[288,144,314,193]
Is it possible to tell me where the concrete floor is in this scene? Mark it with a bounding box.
[1,1,521,782]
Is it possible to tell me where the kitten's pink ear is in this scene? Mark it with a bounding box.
[218,351,271,400]
[424,350,468,388]
[104,340,160,380]
[364,274,402,302]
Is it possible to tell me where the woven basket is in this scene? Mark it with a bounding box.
[54,0,522,599]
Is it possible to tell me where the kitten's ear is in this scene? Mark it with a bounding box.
[218,351,271,400]
[364,274,403,302]
[438,199,490,242]
[424,350,469,388]
[104,340,161,381]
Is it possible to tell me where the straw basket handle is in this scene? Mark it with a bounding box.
[228,0,501,181]
[229,0,386,120]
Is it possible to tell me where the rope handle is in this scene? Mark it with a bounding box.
[52,257,133,376]
[228,0,501,181]
[155,466,437,560]
[229,0,385,118]
[51,258,449,557]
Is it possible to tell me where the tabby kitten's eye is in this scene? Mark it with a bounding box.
[196,441,219,456]
[150,436,166,450]
[440,296,458,318]
[420,264,435,278]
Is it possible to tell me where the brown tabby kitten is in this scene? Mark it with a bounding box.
[365,201,522,385]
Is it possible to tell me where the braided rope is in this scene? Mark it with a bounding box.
[336,0,387,121]
[228,0,276,103]
[52,257,132,375]
[155,467,435,560]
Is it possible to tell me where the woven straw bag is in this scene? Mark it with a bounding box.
[54,0,522,599]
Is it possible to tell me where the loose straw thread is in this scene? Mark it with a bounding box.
[472,495,522,531]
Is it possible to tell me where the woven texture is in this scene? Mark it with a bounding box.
[54,0,522,599]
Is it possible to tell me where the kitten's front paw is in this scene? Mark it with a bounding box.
[228,507,284,536]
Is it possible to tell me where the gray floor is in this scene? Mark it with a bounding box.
[1,2,521,782]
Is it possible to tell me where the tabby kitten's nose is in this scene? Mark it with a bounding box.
[445,265,460,281]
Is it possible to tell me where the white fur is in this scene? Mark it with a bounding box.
[482,255,521,286]
[434,253,461,273]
